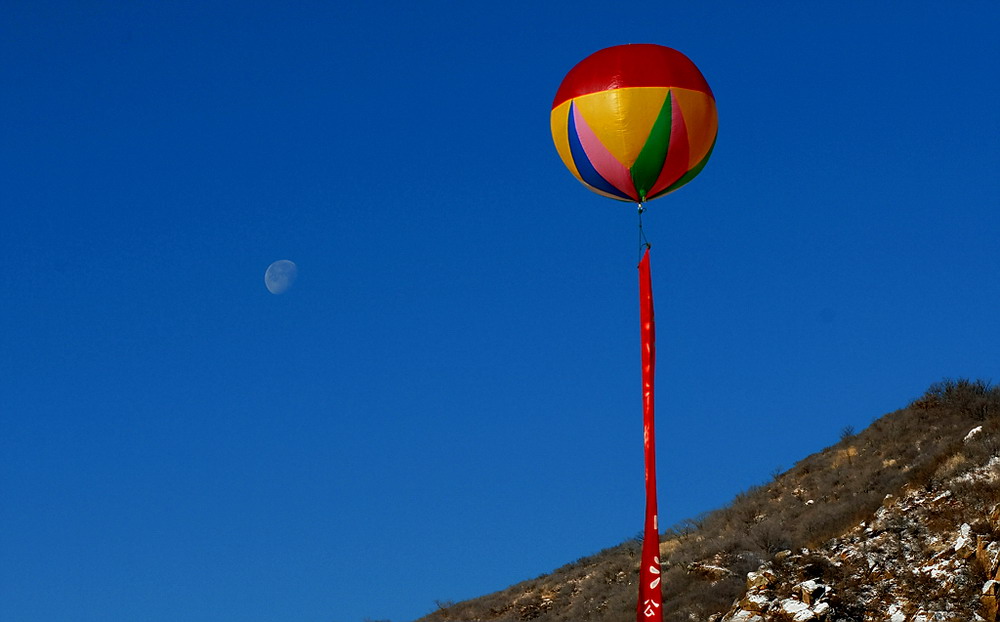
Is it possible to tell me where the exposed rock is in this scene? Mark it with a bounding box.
[792,580,825,605]
[956,523,976,559]
[983,580,1000,622]
[687,562,732,582]
[978,537,1000,579]
[737,592,770,613]
[717,464,998,622]
[746,569,776,590]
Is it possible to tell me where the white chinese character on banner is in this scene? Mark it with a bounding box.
[642,598,660,617]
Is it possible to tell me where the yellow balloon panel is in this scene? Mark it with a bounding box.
[549,101,581,182]
[571,87,669,168]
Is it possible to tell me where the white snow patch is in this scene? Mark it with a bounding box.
[887,603,907,622]
[930,491,952,503]
[952,456,1000,485]
[798,579,819,592]
[988,456,1000,478]
[965,425,984,442]
[919,559,952,580]
[779,598,815,621]
[955,522,973,550]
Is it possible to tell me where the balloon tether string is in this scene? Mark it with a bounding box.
[638,202,651,260]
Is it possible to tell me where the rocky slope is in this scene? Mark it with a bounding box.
[721,454,1000,621]
[416,380,1000,622]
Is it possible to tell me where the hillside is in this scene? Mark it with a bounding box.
[416,379,1000,622]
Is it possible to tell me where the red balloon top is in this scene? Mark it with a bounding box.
[552,44,714,109]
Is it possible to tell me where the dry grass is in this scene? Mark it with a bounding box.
[417,379,1000,622]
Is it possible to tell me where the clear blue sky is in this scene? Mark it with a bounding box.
[2,2,997,621]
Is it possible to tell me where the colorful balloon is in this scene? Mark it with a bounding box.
[551,44,718,204]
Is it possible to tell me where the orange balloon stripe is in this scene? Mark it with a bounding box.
[671,89,718,169]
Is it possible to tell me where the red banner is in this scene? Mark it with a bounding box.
[637,248,663,621]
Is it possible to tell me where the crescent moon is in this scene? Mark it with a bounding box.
[265,260,298,294]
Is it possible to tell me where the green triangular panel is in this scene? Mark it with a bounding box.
[629,91,673,202]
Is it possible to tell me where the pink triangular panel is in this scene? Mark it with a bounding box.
[572,104,639,201]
